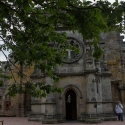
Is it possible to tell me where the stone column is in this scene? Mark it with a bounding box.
[85,43,97,116]
[85,45,95,71]
[86,74,98,115]
[95,61,103,114]
[42,77,58,124]
[101,61,114,115]
[28,69,46,121]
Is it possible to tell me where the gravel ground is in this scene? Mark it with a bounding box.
[0,116,124,125]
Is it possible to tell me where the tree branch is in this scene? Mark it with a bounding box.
[1,50,17,83]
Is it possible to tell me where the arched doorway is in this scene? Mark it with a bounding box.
[65,89,77,120]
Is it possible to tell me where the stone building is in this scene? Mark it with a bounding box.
[0,31,125,123]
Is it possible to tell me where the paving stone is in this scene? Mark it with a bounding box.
[0,116,124,125]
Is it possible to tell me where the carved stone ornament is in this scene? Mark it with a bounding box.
[95,61,101,73]
[103,61,109,71]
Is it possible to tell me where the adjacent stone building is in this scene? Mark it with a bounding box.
[0,31,125,123]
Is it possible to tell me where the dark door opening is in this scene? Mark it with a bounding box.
[65,89,77,120]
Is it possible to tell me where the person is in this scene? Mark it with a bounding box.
[115,101,123,121]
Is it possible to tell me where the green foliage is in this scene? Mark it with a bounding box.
[0,80,4,87]
[92,45,103,61]
[7,84,18,97]
[7,82,62,98]
[0,67,11,87]
[0,0,125,97]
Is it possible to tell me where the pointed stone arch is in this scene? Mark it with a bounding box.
[59,84,82,99]
[60,84,83,120]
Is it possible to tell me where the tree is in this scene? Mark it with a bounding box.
[0,0,125,97]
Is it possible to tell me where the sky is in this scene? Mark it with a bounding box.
[0,0,124,61]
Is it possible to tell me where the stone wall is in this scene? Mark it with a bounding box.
[1,31,125,121]
[0,61,34,116]
[100,31,125,112]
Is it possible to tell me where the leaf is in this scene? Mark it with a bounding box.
[1,0,125,98]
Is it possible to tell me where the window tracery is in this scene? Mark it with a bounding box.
[59,38,83,63]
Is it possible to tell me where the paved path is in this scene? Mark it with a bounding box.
[0,117,125,125]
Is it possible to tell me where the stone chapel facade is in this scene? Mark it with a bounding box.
[0,30,125,123]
